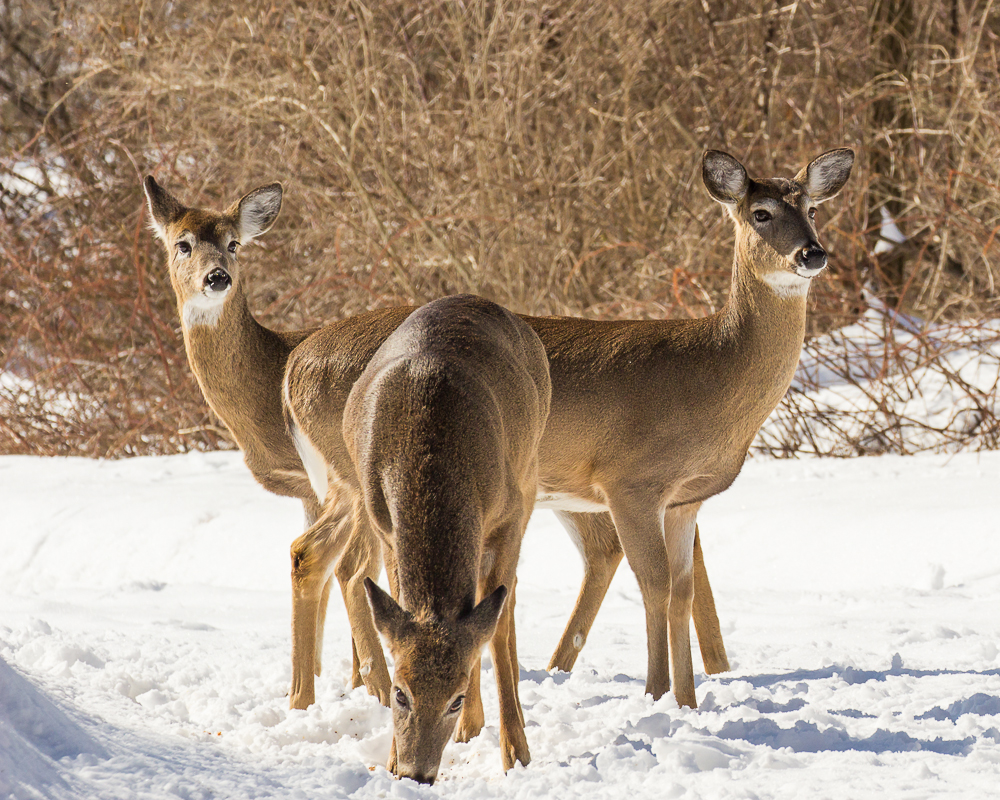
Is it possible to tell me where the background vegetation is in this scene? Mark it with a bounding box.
[2,1,999,457]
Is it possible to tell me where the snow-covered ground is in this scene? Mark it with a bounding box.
[2,450,999,798]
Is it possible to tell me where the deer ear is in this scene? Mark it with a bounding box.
[796,149,854,203]
[232,183,282,242]
[459,585,507,649]
[703,150,749,206]
[365,578,411,645]
[143,176,185,243]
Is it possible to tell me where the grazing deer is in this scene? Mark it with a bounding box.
[142,177,385,702]
[529,147,855,707]
[346,294,550,781]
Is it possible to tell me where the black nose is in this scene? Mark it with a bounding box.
[798,246,826,270]
[205,268,232,292]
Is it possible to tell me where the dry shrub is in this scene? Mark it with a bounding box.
[2,1,999,457]
[756,308,1000,457]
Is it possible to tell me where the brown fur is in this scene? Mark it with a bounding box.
[143,177,362,704]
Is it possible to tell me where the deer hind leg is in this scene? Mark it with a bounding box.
[333,500,391,706]
[290,497,354,709]
[314,576,333,677]
[663,504,700,709]
[607,492,672,700]
[548,511,623,672]
[300,501,340,681]
[692,525,729,674]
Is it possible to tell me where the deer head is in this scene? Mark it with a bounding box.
[702,148,854,298]
[365,578,507,784]
[143,177,282,327]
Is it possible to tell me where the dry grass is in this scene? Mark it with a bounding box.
[2,1,999,456]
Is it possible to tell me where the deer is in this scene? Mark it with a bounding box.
[344,294,550,782]
[527,147,856,707]
[142,177,394,705]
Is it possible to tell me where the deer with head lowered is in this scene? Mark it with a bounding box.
[142,177,393,704]
[348,294,549,781]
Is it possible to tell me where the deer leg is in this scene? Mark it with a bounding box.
[334,502,391,706]
[692,525,729,674]
[484,520,531,771]
[290,498,353,709]
[507,580,525,728]
[663,504,700,709]
[453,542,486,742]
[372,541,398,693]
[489,583,529,770]
[387,736,398,775]
[300,501,340,680]
[454,657,485,742]
[548,511,623,672]
[607,493,672,701]
[314,576,332,677]
[382,541,400,600]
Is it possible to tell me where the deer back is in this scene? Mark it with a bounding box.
[346,294,550,611]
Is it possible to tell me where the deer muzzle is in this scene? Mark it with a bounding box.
[794,245,827,277]
[204,267,232,293]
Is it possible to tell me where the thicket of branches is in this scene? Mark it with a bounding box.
[2,1,999,457]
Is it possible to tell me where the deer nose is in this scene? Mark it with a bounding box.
[204,267,232,292]
[797,245,827,273]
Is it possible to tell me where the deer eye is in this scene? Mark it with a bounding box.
[808,207,817,220]
[448,696,464,714]
[176,241,192,256]
[394,688,409,710]
[227,241,238,254]
[753,209,772,224]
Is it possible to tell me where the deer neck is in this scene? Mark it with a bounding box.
[393,502,480,622]
[711,252,808,415]
[179,285,291,452]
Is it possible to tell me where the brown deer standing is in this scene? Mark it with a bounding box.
[529,147,855,707]
[346,294,550,782]
[142,177,390,703]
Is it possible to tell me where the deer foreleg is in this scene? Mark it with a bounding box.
[663,504,700,709]
[334,503,391,706]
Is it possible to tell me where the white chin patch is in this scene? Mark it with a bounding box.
[762,270,812,298]
[182,288,230,327]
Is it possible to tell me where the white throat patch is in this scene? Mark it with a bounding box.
[763,271,811,298]
[182,288,230,328]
